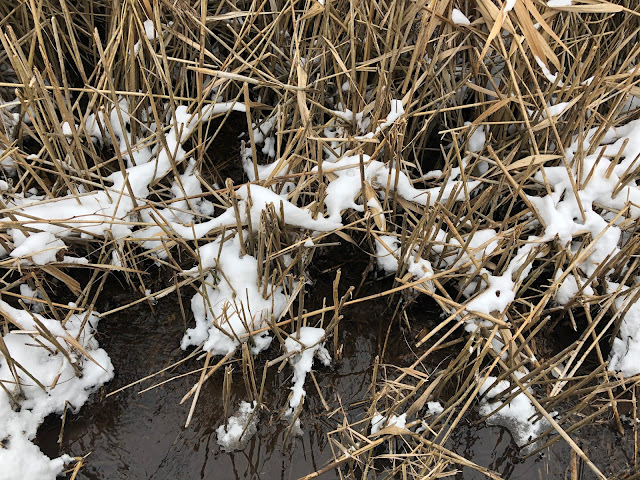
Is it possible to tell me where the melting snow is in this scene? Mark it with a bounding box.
[216,401,259,452]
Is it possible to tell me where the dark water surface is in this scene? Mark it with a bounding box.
[34,282,637,480]
[35,283,384,480]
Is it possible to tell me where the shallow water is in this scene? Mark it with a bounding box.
[35,281,637,480]
[35,282,385,480]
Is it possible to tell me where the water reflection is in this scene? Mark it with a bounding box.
[35,289,381,480]
[34,288,633,479]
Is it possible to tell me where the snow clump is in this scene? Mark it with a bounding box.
[452,8,471,26]
[478,374,549,452]
[216,401,259,452]
[284,327,331,433]
[0,302,113,480]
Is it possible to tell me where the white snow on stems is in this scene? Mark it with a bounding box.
[454,110,640,379]
[216,401,259,452]
[61,121,74,137]
[535,56,561,84]
[608,285,640,377]
[235,184,340,232]
[0,302,113,480]
[284,327,331,414]
[181,233,287,355]
[554,269,594,306]
[453,91,640,452]
[478,374,549,451]
[452,8,471,25]
[355,100,405,140]
[177,183,340,355]
[19,284,44,313]
[371,412,407,434]
[375,235,403,274]
[3,101,246,244]
[466,122,486,153]
[9,231,65,265]
[133,181,338,255]
[134,19,161,55]
[426,401,444,416]
[316,155,480,223]
[528,101,571,119]
[375,235,434,290]
[332,105,372,134]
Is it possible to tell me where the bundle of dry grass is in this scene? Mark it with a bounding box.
[1,0,640,478]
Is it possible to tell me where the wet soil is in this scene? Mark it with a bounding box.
[34,263,638,480]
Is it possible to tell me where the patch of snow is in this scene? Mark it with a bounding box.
[466,122,485,152]
[285,327,331,415]
[535,56,559,84]
[554,269,594,305]
[371,412,407,434]
[375,235,402,274]
[10,231,65,265]
[181,233,287,355]
[134,19,160,54]
[375,235,434,290]
[317,155,480,223]
[216,401,259,452]
[0,302,113,480]
[479,374,549,452]
[608,287,640,377]
[355,99,404,140]
[61,121,74,136]
[426,401,444,416]
[4,100,245,250]
[452,8,471,25]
